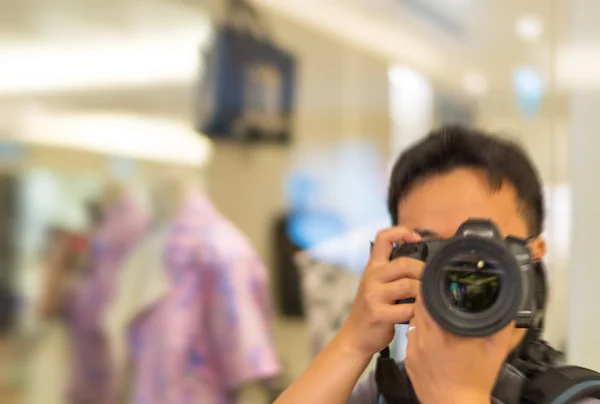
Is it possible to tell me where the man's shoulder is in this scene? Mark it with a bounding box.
[348,367,600,404]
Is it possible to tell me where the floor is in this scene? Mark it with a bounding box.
[239,317,311,403]
[0,335,27,404]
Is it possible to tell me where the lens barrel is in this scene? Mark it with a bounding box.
[421,236,523,337]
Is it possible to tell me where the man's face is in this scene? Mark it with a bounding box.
[397,167,545,347]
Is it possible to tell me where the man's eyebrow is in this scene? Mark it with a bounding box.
[413,228,439,238]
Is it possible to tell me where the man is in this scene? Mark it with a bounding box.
[275,126,600,403]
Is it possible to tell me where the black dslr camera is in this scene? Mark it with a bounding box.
[392,218,546,337]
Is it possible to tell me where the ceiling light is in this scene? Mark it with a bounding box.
[556,45,600,90]
[515,15,544,42]
[0,27,210,95]
[462,70,488,97]
[17,111,213,167]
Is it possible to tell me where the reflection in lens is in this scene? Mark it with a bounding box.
[442,254,501,313]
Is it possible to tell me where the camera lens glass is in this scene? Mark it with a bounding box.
[442,253,501,313]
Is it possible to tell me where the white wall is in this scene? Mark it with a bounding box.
[478,100,572,348]
[566,0,600,371]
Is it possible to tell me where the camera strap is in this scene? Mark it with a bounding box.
[513,336,600,403]
[375,347,418,404]
[374,336,596,404]
[375,350,527,404]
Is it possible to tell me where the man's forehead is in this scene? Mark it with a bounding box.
[409,218,513,239]
[397,169,528,239]
[413,228,441,238]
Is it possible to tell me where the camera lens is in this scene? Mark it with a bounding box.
[441,254,501,313]
[421,234,524,337]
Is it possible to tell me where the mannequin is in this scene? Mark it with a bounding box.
[105,170,191,401]
[29,181,129,404]
[108,168,283,403]
[100,180,127,213]
[65,181,148,404]
[35,199,105,320]
[150,169,196,222]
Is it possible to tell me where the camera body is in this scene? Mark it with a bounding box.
[391,218,545,337]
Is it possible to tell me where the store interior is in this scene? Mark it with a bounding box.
[0,0,599,403]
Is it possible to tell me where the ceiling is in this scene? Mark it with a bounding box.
[0,0,205,40]
[256,0,568,94]
[0,0,575,117]
[0,0,211,100]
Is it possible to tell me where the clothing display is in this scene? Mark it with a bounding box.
[304,221,388,275]
[105,224,171,400]
[295,254,362,353]
[115,190,281,403]
[64,194,148,403]
[295,221,408,382]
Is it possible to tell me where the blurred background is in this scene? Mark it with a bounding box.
[0,0,598,403]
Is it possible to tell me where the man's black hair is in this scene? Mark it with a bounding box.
[387,125,545,236]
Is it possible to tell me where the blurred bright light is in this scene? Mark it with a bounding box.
[461,70,488,97]
[286,139,388,228]
[515,15,544,42]
[388,66,428,92]
[556,45,600,89]
[388,65,433,156]
[285,139,388,249]
[17,111,213,167]
[513,66,544,117]
[0,27,210,95]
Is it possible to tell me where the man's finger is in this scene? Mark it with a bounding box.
[376,258,424,283]
[379,278,420,303]
[370,227,421,264]
[377,303,415,325]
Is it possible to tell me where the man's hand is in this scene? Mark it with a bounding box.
[405,296,515,404]
[338,227,424,359]
[275,226,424,404]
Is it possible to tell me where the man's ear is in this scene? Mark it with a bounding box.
[529,237,547,260]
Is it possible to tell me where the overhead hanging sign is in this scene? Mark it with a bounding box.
[198,1,297,144]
